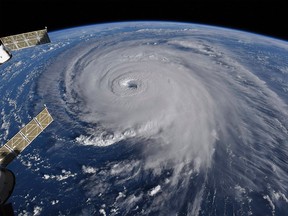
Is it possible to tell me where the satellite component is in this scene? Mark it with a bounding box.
[0,106,53,206]
[0,44,11,64]
[0,28,51,65]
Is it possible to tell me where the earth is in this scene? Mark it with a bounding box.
[1,21,288,216]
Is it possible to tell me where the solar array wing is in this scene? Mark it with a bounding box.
[0,107,53,167]
[0,28,51,51]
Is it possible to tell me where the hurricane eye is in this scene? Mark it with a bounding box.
[127,81,138,89]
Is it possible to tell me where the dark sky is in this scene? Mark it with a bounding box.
[1,1,288,42]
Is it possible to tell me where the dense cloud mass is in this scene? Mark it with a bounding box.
[1,22,288,215]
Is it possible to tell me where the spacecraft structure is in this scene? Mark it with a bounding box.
[0,27,51,65]
[0,107,53,206]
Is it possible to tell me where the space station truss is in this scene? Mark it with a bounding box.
[0,28,51,51]
[0,107,53,167]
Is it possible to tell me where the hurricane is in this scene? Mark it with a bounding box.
[1,22,288,215]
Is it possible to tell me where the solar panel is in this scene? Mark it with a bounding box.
[0,107,53,167]
[0,28,51,51]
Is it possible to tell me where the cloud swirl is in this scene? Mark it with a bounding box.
[36,23,288,215]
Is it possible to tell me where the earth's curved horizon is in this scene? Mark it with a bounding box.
[1,21,288,215]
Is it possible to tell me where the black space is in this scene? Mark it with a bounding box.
[1,1,287,41]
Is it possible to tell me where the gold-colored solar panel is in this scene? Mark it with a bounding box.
[0,28,51,51]
[0,107,53,167]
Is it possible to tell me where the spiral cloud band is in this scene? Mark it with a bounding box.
[35,23,288,215]
[43,35,221,168]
